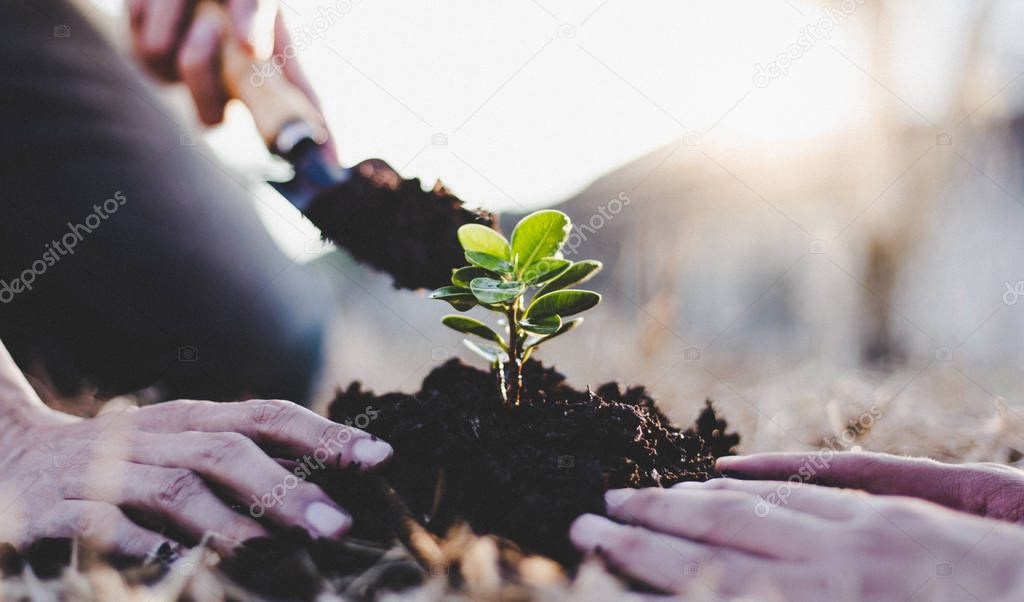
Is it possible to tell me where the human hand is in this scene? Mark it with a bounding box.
[0,396,391,560]
[128,0,333,152]
[571,480,1024,600]
[717,451,1024,523]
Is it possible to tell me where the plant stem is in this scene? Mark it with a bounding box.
[506,303,522,406]
[495,357,508,405]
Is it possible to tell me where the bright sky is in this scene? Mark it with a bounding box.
[85,0,1019,257]
[90,0,889,210]
[244,0,871,211]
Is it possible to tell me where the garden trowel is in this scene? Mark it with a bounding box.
[199,3,493,290]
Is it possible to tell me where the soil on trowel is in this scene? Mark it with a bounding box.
[304,159,495,291]
[325,358,739,564]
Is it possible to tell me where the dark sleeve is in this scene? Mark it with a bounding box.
[0,0,329,402]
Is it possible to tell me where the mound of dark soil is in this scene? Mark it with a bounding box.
[305,159,495,291]
[326,359,739,563]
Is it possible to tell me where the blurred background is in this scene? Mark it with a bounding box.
[83,0,1024,461]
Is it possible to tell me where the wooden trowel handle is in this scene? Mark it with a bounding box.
[196,2,327,153]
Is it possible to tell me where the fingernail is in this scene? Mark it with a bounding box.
[177,18,218,68]
[672,480,707,489]
[570,514,617,551]
[714,456,742,468]
[192,15,220,44]
[604,489,636,511]
[305,501,352,537]
[352,438,393,467]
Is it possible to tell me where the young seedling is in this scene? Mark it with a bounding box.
[430,210,602,406]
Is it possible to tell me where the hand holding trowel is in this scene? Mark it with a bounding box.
[197,3,494,290]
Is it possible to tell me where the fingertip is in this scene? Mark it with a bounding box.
[672,479,710,489]
[570,514,616,551]
[178,16,227,125]
[177,16,219,74]
[350,438,393,469]
[230,11,255,51]
[604,488,636,512]
[139,33,172,63]
[304,501,352,539]
[230,0,275,58]
[139,0,187,62]
[714,455,749,472]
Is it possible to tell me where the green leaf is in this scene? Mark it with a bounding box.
[520,314,562,335]
[469,277,524,305]
[524,317,584,350]
[457,224,511,260]
[463,339,508,364]
[441,315,507,348]
[525,289,601,321]
[537,260,603,296]
[451,266,498,288]
[510,210,571,275]
[521,257,571,285]
[446,296,477,311]
[431,285,469,298]
[430,286,477,311]
[465,251,514,274]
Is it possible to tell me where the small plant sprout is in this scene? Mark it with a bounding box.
[430,210,602,406]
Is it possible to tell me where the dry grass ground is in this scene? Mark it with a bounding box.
[10,33,1024,594]
[5,350,1023,601]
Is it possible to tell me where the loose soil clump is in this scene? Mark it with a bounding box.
[326,358,739,564]
[305,159,495,291]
